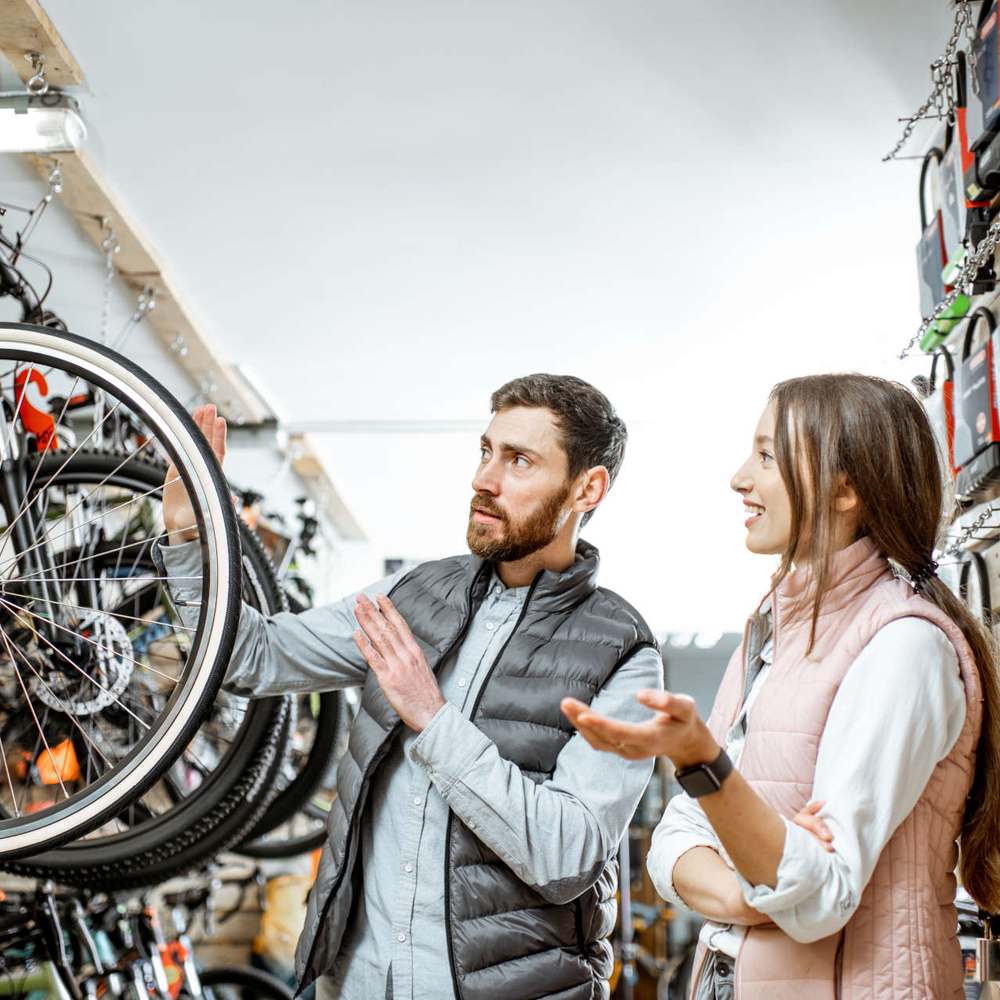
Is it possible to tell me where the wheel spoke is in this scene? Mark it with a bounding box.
[0,474,182,580]
[0,596,158,727]
[0,398,126,568]
[0,625,71,801]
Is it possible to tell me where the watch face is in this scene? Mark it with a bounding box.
[678,767,721,799]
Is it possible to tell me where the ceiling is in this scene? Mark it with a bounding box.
[0,0,965,629]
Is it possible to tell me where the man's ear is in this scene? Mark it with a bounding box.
[572,466,610,516]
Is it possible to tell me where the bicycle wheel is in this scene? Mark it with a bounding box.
[3,449,293,886]
[236,688,346,856]
[196,966,296,1000]
[0,323,240,860]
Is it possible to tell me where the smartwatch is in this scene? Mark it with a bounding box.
[674,748,733,798]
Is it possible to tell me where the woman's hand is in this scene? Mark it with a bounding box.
[791,800,834,853]
[560,688,720,769]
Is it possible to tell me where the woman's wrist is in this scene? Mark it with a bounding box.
[669,730,724,771]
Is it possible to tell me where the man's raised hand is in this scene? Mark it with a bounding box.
[163,404,228,545]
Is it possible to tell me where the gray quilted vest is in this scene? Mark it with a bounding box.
[294,540,657,1000]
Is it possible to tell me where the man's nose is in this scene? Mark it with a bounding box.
[472,457,500,495]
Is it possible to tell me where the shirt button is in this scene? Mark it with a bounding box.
[397,933,406,943]
[469,822,476,830]
[494,585,503,596]
[414,796,421,805]
[405,863,413,873]
[486,622,495,630]
[458,678,466,687]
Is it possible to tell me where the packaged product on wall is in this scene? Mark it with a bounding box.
[924,348,957,477]
[954,308,1000,499]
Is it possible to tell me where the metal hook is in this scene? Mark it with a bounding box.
[25,52,48,97]
[46,162,62,197]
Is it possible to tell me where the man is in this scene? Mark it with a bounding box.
[159,374,662,1000]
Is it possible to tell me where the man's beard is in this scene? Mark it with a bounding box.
[466,483,571,562]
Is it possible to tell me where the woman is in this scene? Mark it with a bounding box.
[562,374,1000,1000]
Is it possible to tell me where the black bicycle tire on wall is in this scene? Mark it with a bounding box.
[197,965,296,1000]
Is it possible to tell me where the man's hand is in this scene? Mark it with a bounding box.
[561,688,719,769]
[164,405,227,545]
[352,593,446,732]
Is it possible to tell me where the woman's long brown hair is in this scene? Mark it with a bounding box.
[770,373,1000,911]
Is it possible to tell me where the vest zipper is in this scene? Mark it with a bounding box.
[834,932,844,1000]
[297,743,392,994]
[445,572,542,1000]
[299,562,492,994]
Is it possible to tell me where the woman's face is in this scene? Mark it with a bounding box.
[730,401,793,556]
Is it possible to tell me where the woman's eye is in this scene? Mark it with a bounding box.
[759,451,773,463]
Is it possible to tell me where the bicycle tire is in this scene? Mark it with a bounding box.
[237,688,345,850]
[197,965,296,1000]
[2,450,291,886]
[0,323,241,860]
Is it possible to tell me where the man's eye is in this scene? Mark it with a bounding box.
[480,448,490,461]
[514,456,529,467]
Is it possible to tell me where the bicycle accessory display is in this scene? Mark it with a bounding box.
[924,348,957,477]
[954,307,1000,499]
[916,146,949,321]
[674,748,733,798]
[946,53,996,293]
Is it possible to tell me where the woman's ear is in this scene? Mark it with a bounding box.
[833,475,859,514]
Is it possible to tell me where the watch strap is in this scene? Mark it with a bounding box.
[674,748,733,798]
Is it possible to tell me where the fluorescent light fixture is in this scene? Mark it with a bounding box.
[0,92,86,153]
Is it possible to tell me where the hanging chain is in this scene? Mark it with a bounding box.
[964,0,981,96]
[111,285,157,353]
[898,214,1000,358]
[942,503,1000,557]
[98,218,120,345]
[14,160,62,257]
[883,1,974,162]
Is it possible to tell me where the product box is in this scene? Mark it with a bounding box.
[916,210,947,316]
[971,0,1000,152]
[924,348,956,476]
[940,132,966,264]
[953,313,1000,471]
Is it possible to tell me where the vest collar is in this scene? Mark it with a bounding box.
[772,535,892,628]
[466,538,601,612]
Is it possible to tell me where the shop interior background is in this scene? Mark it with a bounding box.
[0,0,947,634]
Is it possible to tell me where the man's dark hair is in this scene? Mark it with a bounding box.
[490,374,627,526]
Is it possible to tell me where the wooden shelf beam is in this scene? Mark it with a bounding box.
[0,0,83,87]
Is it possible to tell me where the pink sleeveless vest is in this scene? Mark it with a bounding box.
[690,538,983,1000]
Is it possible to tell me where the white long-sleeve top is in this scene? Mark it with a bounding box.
[646,614,967,956]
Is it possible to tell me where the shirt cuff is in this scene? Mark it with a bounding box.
[648,834,722,910]
[408,701,491,795]
[156,538,203,582]
[737,818,838,914]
